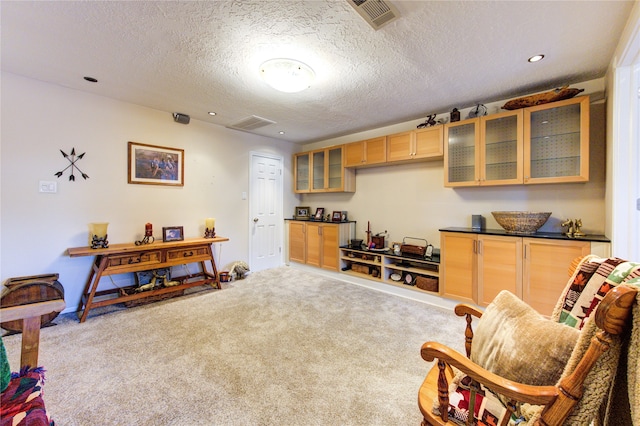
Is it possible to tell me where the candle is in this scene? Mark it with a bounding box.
[145,223,153,236]
[90,222,109,238]
[206,218,215,229]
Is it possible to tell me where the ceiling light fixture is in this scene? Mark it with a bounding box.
[260,58,315,93]
[528,54,545,63]
[208,111,216,116]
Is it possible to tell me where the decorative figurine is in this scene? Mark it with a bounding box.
[135,222,155,245]
[417,114,437,128]
[573,219,585,237]
[450,108,460,122]
[561,219,575,238]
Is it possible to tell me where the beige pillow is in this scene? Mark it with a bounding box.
[471,290,579,386]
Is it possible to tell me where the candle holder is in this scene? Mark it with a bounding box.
[135,223,155,245]
[91,234,109,249]
[204,227,216,238]
[135,234,155,245]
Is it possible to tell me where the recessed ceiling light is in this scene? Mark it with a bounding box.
[260,58,315,93]
[83,76,98,82]
[528,54,545,63]
[279,131,285,135]
[208,111,216,116]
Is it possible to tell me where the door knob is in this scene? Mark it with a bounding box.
[253,218,259,222]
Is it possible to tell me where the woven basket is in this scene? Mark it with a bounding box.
[491,211,551,234]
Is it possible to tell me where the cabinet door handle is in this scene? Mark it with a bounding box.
[128,257,141,264]
[183,251,194,257]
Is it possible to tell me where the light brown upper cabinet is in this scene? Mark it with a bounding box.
[344,136,387,167]
[444,110,523,187]
[294,146,355,193]
[386,126,444,163]
[444,96,589,187]
[524,96,589,184]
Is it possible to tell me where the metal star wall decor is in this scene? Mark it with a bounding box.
[55,148,89,181]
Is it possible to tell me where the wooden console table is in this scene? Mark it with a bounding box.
[68,237,228,322]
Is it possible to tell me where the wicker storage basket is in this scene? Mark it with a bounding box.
[415,276,438,292]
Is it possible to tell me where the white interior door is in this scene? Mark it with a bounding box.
[249,152,283,271]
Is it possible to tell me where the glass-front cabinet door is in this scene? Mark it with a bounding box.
[327,147,343,190]
[294,152,310,193]
[312,150,326,191]
[480,110,523,185]
[524,96,589,184]
[444,118,479,187]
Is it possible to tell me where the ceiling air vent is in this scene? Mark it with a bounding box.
[346,0,400,30]
[227,115,276,131]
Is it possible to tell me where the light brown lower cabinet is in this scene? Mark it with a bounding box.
[522,238,591,316]
[441,231,600,316]
[287,221,353,271]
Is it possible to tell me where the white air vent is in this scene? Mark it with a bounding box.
[346,0,400,30]
[227,115,276,131]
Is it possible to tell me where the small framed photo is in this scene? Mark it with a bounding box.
[314,207,325,220]
[162,226,184,242]
[341,211,348,222]
[294,206,310,220]
[332,211,342,222]
[128,141,184,186]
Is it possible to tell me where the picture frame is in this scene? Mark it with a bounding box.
[314,207,325,220]
[128,141,184,186]
[332,211,342,222]
[162,226,184,242]
[341,211,348,222]
[294,206,310,220]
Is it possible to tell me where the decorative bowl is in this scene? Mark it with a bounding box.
[491,211,552,234]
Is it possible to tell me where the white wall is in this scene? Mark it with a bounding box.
[299,81,607,247]
[1,72,299,313]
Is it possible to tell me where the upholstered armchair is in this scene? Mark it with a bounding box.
[418,255,640,426]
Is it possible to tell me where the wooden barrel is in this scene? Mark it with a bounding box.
[1,273,64,333]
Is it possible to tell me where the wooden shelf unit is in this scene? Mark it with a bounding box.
[68,237,228,322]
[339,247,440,294]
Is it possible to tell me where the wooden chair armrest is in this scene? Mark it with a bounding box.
[1,299,65,369]
[454,303,483,318]
[0,299,66,322]
[453,303,483,357]
[421,341,558,406]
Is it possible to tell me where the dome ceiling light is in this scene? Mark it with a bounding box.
[260,58,315,93]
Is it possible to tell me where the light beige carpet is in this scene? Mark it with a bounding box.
[2,266,465,425]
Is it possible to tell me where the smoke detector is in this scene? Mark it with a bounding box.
[346,0,400,30]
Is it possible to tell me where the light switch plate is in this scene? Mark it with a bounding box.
[39,180,57,193]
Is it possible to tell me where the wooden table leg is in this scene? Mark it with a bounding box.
[77,256,108,323]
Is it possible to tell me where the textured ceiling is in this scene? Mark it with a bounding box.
[1,1,634,144]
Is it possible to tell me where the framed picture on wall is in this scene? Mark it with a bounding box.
[128,141,184,186]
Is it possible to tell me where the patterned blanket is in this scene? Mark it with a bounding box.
[0,366,53,426]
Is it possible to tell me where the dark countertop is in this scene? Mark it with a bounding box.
[439,227,610,243]
[285,218,357,224]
